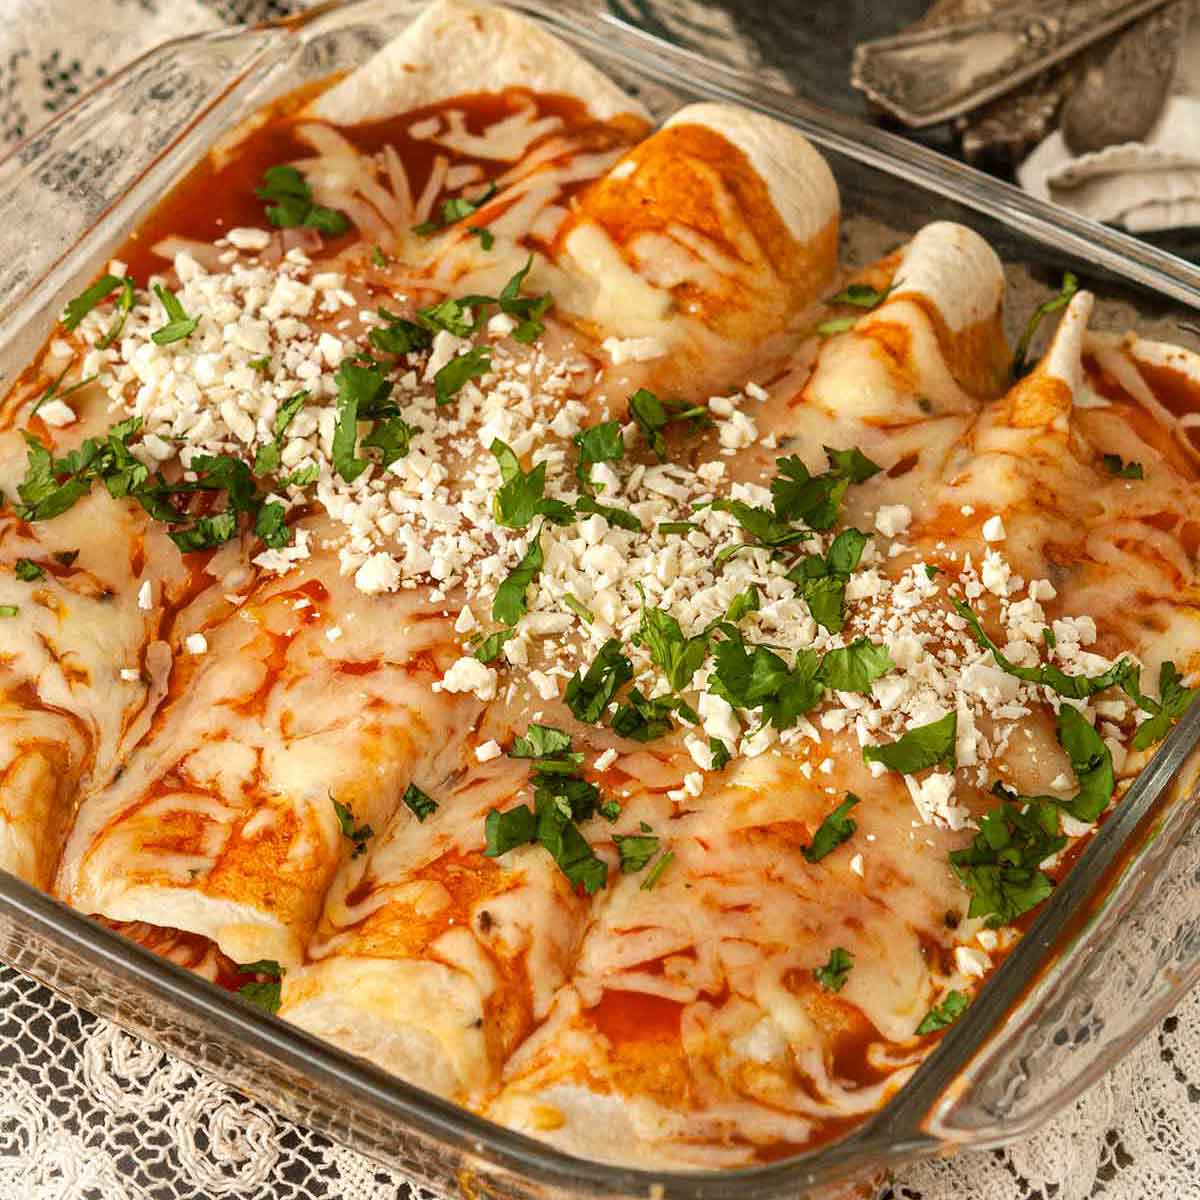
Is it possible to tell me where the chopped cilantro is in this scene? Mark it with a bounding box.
[709,633,823,731]
[614,830,659,873]
[370,308,433,357]
[332,797,373,858]
[254,389,308,476]
[97,276,136,349]
[563,593,594,624]
[248,355,272,374]
[1102,453,1143,480]
[924,564,941,580]
[414,183,498,237]
[771,447,881,532]
[634,589,709,692]
[627,388,706,461]
[474,628,515,663]
[510,724,582,771]
[362,417,414,468]
[492,531,543,626]
[31,363,96,419]
[599,799,622,821]
[253,502,290,550]
[611,689,682,742]
[1124,660,1196,750]
[435,346,491,405]
[1056,704,1113,822]
[641,850,674,890]
[819,636,894,693]
[1012,271,1078,379]
[332,361,394,482]
[402,782,438,822]
[483,804,537,856]
[801,793,860,863]
[370,245,389,267]
[815,947,854,992]
[787,527,870,632]
[573,419,624,490]
[256,164,349,235]
[490,440,573,528]
[169,510,238,553]
[150,285,199,345]
[658,521,698,535]
[497,256,553,343]
[950,786,1064,927]
[708,738,731,770]
[953,599,1134,699]
[14,558,44,582]
[916,989,969,1035]
[566,638,633,724]
[830,281,897,308]
[0,605,18,618]
[863,711,957,774]
[817,316,856,336]
[710,498,811,553]
[725,584,760,623]
[574,494,642,531]
[62,274,124,331]
[468,225,495,250]
[236,959,284,1014]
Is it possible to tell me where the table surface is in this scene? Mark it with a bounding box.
[3,2,1200,1198]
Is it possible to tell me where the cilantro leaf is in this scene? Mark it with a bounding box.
[62,274,123,331]
[801,793,860,863]
[566,638,633,724]
[815,947,854,992]
[725,584,760,623]
[0,606,18,618]
[574,494,642,531]
[416,183,498,236]
[953,599,1134,700]
[332,361,394,482]
[490,439,573,528]
[498,256,553,343]
[1056,704,1113,822]
[254,390,308,476]
[362,417,414,468]
[614,830,659,873]
[611,689,681,742]
[634,592,708,692]
[710,498,811,551]
[641,850,674,890]
[14,558,44,582]
[535,794,607,894]
[819,636,894,694]
[434,346,491,405]
[573,420,624,490]
[817,316,856,336]
[169,510,238,553]
[253,502,290,549]
[403,782,438,822]
[829,281,897,308]
[332,797,373,858]
[1102,453,1143,480]
[469,225,495,250]
[788,527,870,633]
[492,531,543,626]
[369,308,433,357]
[916,990,969,1035]
[484,805,537,856]
[950,787,1064,927]
[563,593,594,624]
[236,959,284,1014]
[256,164,349,235]
[708,737,731,770]
[709,633,823,730]
[473,628,515,663]
[771,447,880,531]
[628,389,707,461]
[1125,661,1196,750]
[510,724,583,772]
[1012,271,1078,379]
[97,276,136,349]
[150,285,199,345]
[863,712,957,774]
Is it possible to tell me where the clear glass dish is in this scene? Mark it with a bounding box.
[3,3,1200,1195]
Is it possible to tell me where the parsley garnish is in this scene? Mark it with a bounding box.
[248,355,272,374]
[150,285,199,345]
[815,947,854,992]
[802,793,860,863]
[14,558,44,582]
[435,346,491,405]
[362,417,414,468]
[1124,661,1196,750]
[492,531,543,626]
[0,605,19,618]
[658,521,698,535]
[253,503,289,549]
[256,164,349,235]
[490,439,572,528]
[563,593,594,624]
[1012,271,1078,379]
[614,830,659,873]
[236,959,284,1014]
[402,782,438,822]
[953,599,1134,699]
[1102,453,1143,480]
[332,797,373,858]
[916,989,969,1035]
[863,711,957,773]
[566,638,633,724]
[950,785,1064,927]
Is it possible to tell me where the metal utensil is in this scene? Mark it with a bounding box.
[852,0,1177,127]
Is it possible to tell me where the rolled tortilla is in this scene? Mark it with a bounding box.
[55,532,481,970]
[309,0,648,127]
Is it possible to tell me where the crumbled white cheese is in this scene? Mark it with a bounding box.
[981,515,1006,542]
[437,656,497,702]
[594,747,618,771]
[475,740,502,763]
[137,580,153,611]
[184,633,208,655]
[874,504,912,538]
[601,335,665,365]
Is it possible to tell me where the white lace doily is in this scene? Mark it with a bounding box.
[2,2,1199,1197]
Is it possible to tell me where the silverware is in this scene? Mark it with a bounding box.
[852,0,1177,127]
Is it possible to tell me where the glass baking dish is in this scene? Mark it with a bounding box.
[4,2,1200,1195]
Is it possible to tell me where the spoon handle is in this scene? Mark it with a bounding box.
[852,0,1176,127]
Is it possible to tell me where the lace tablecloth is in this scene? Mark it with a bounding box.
[4,2,1200,1197]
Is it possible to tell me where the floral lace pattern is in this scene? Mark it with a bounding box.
[0,2,1196,1198]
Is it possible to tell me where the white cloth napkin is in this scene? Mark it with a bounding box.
[1018,4,1200,232]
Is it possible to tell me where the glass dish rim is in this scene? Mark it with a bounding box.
[1,2,1199,1194]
